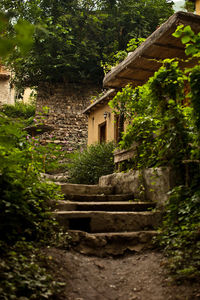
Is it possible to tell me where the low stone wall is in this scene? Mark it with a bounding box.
[99,166,184,207]
[36,82,100,151]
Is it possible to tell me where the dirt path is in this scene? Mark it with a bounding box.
[45,248,200,300]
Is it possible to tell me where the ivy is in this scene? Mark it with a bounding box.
[110,59,190,168]
[157,185,200,281]
[173,25,200,56]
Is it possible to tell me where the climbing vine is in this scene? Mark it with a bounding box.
[110,59,190,168]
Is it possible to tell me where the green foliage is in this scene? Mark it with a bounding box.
[110,84,151,120]
[68,142,115,184]
[0,13,34,58]
[102,37,146,73]
[0,102,36,119]
[184,0,195,12]
[173,25,200,155]
[0,0,173,87]
[173,24,200,56]
[149,59,186,108]
[0,113,63,244]
[154,26,200,282]
[120,116,161,169]
[110,59,190,168]
[0,242,64,300]
[157,185,200,280]
[0,109,65,298]
[189,65,200,131]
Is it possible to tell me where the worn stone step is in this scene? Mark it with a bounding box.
[54,211,162,233]
[59,183,113,196]
[62,194,135,202]
[55,201,156,212]
[68,230,158,257]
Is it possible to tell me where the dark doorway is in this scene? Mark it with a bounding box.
[68,218,91,232]
[114,115,120,143]
[99,121,106,143]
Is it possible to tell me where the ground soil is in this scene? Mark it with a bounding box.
[44,248,200,300]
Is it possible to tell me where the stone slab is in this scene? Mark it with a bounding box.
[59,183,113,196]
[62,194,134,202]
[99,167,183,206]
[54,211,162,233]
[67,230,157,256]
[99,170,144,200]
[55,201,156,212]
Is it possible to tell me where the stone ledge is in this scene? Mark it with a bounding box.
[67,230,157,256]
[60,183,114,196]
[54,211,162,232]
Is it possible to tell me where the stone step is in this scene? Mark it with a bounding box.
[59,183,114,196]
[55,201,156,212]
[67,230,158,257]
[62,194,134,202]
[54,211,162,233]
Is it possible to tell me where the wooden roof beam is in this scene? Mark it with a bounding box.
[115,75,144,83]
[141,54,164,61]
[127,66,155,73]
[153,42,185,51]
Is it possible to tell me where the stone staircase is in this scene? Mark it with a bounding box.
[53,183,162,256]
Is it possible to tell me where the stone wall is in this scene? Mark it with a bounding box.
[36,82,100,151]
[99,167,184,208]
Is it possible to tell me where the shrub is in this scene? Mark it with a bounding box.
[0,107,65,298]
[0,101,35,119]
[68,142,115,184]
[0,113,62,244]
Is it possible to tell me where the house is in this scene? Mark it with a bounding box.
[83,11,200,145]
[82,89,118,145]
[0,65,15,105]
[192,0,200,14]
[0,64,36,106]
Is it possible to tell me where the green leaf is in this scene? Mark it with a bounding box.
[181,35,192,44]
[185,44,197,56]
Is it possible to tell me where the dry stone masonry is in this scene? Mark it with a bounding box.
[36,82,100,151]
[53,182,160,256]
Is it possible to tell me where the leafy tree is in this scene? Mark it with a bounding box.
[0,0,174,88]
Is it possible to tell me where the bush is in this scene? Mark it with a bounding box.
[0,101,35,119]
[68,142,115,184]
[0,113,63,244]
[0,106,65,299]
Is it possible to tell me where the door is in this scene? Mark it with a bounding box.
[99,121,106,143]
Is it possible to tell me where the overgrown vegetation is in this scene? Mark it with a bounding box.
[68,142,115,185]
[1,101,35,119]
[157,184,200,280]
[109,59,190,169]
[0,103,67,299]
[110,25,200,281]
